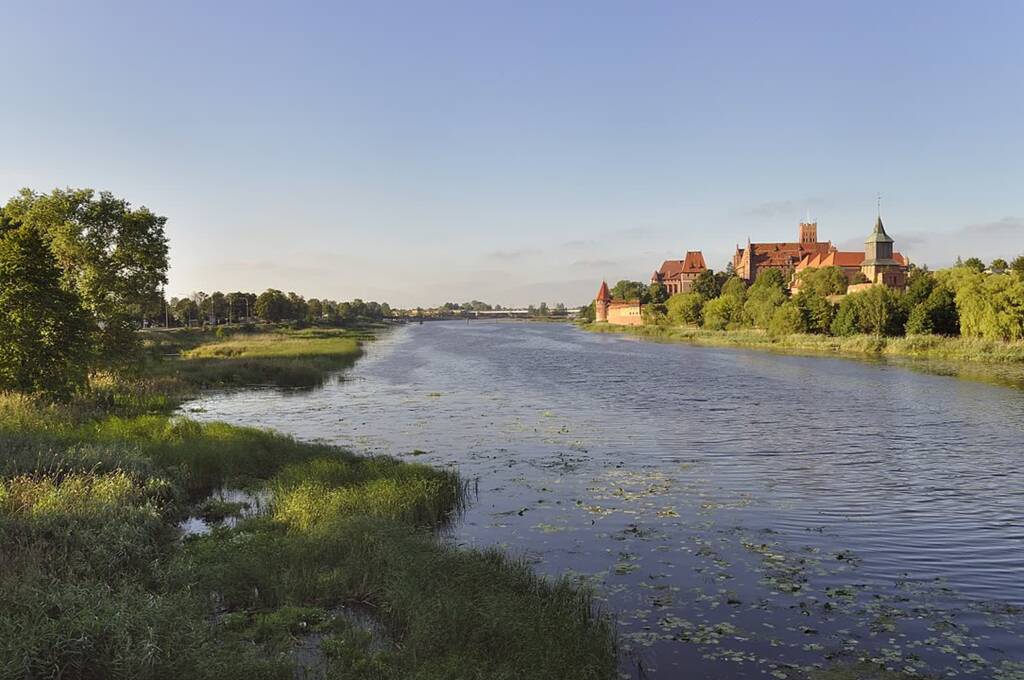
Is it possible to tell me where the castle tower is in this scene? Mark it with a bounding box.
[799,220,818,244]
[861,216,899,285]
[595,281,611,322]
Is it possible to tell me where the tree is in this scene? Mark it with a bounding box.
[255,289,292,322]
[172,297,199,327]
[1011,255,1024,278]
[666,292,704,326]
[702,295,743,330]
[720,276,747,300]
[836,286,905,337]
[991,258,1009,274]
[948,270,1024,341]
[744,270,787,328]
[0,219,90,399]
[2,188,169,367]
[797,266,848,297]
[537,302,549,317]
[768,301,807,336]
[904,266,936,309]
[610,280,646,301]
[647,282,669,304]
[307,298,324,322]
[795,291,835,334]
[578,301,596,323]
[287,292,308,321]
[691,270,721,299]
[962,257,986,273]
[906,284,959,335]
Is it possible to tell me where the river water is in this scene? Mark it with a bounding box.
[184,322,1024,679]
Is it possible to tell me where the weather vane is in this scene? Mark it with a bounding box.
[877,193,882,218]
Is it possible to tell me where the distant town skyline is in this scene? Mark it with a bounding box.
[3,1,1022,307]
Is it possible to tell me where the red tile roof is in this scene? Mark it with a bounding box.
[655,251,707,280]
[596,281,612,301]
[682,251,707,273]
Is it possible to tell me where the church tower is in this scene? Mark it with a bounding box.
[861,216,899,285]
[595,281,611,322]
[799,220,818,244]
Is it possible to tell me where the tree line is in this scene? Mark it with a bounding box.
[165,290,392,326]
[586,255,1024,342]
[0,187,398,399]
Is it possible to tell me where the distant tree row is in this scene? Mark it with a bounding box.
[165,290,391,327]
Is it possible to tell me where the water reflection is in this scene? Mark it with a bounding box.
[183,322,1024,679]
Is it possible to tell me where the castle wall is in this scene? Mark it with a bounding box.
[606,302,643,326]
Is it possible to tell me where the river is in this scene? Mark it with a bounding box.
[184,322,1024,679]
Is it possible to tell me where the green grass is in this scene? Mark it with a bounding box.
[0,326,617,680]
[583,322,1024,364]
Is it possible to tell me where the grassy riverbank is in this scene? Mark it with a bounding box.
[0,326,616,680]
[583,322,1024,364]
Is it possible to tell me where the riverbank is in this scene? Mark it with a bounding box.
[0,326,616,679]
[582,322,1024,364]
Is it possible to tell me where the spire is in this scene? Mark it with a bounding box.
[866,215,893,244]
[596,281,612,302]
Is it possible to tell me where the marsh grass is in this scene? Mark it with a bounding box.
[0,325,617,679]
[584,323,1024,364]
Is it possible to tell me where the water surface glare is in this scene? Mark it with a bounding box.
[184,322,1024,678]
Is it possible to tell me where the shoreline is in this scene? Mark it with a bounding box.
[1,324,617,679]
[581,323,1024,388]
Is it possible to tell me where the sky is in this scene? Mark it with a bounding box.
[2,0,1022,307]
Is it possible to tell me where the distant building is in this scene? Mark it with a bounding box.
[594,281,643,326]
[732,221,834,283]
[794,216,909,292]
[651,251,707,294]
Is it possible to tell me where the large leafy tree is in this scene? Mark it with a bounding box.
[255,289,293,322]
[610,280,647,302]
[797,266,848,297]
[0,216,90,399]
[2,188,169,366]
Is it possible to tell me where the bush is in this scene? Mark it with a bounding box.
[702,295,743,330]
[665,292,704,326]
[768,302,807,336]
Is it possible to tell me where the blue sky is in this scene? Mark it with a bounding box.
[3,0,1022,307]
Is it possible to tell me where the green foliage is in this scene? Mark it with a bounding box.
[904,266,936,309]
[702,294,744,331]
[720,276,747,299]
[641,302,668,325]
[2,188,169,367]
[961,257,986,273]
[0,326,617,679]
[647,282,669,304]
[691,270,721,299]
[255,288,292,322]
[665,292,705,326]
[0,222,91,399]
[947,268,1024,341]
[610,280,647,302]
[744,270,787,328]
[768,301,807,336]
[1011,255,1024,277]
[795,291,836,334]
[906,283,959,336]
[991,258,1009,274]
[797,265,848,297]
[831,286,905,337]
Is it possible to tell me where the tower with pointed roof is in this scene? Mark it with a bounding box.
[860,216,906,288]
[595,281,611,322]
